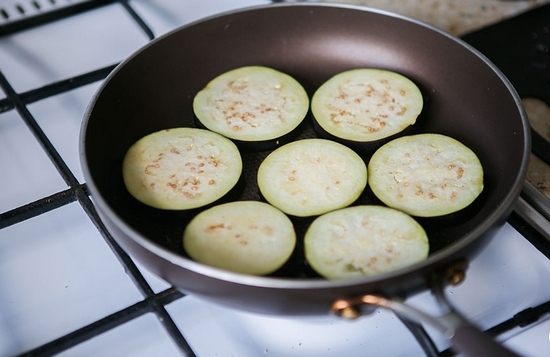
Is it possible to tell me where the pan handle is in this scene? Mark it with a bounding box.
[330,263,521,357]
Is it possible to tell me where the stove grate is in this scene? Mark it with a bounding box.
[0,1,193,356]
[0,0,115,36]
[21,287,186,356]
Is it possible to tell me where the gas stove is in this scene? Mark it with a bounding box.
[1,1,550,356]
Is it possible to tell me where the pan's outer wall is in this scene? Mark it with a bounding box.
[83,5,528,315]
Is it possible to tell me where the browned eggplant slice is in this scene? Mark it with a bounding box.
[311,68,423,152]
[183,201,296,275]
[193,66,309,150]
[122,127,242,210]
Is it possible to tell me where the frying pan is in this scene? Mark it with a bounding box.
[80,4,529,356]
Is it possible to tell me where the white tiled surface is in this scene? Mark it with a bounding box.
[0,203,143,355]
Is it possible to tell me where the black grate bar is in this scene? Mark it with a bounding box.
[18,297,153,357]
[0,0,118,37]
[0,176,165,306]
[0,0,156,42]
[0,70,80,189]
[151,288,195,356]
[19,64,118,106]
[64,175,194,356]
[74,187,196,355]
[0,96,13,113]
[397,316,440,357]
[17,287,187,357]
[0,63,117,117]
[75,188,157,298]
[439,298,550,356]
[488,300,550,335]
[0,186,81,229]
[510,205,550,260]
[119,0,155,41]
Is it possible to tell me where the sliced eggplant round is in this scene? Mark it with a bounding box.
[368,133,484,217]
[183,201,296,275]
[257,138,367,217]
[193,66,309,149]
[304,205,429,280]
[311,68,423,145]
[122,127,242,210]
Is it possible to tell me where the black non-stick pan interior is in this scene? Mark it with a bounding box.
[83,4,529,281]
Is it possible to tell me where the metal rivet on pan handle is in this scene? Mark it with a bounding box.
[443,259,469,286]
[331,259,470,319]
